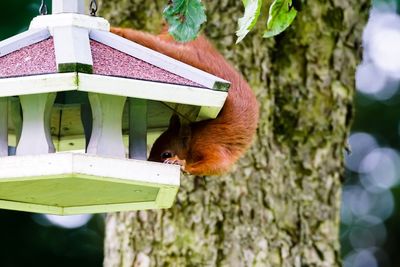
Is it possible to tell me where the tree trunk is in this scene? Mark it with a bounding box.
[100,1,369,266]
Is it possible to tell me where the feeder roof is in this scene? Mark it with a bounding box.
[0,37,203,88]
[0,14,230,118]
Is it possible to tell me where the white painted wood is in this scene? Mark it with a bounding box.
[86,93,127,158]
[16,93,56,156]
[0,152,180,214]
[52,0,85,14]
[72,154,180,185]
[0,155,72,180]
[0,153,180,185]
[78,74,227,116]
[129,99,147,160]
[0,98,8,157]
[53,26,93,69]
[30,13,110,34]
[0,28,50,57]
[0,73,226,120]
[90,30,231,90]
[0,73,78,97]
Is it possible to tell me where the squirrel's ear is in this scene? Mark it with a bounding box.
[168,114,181,131]
[179,124,191,148]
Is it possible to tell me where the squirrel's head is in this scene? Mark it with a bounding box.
[148,114,191,163]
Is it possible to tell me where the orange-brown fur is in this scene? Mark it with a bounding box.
[111,27,259,176]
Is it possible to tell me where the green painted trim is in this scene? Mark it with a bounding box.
[213,81,231,92]
[0,199,165,215]
[62,201,161,215]
[58,63,93,74]
[0,199,63,214]
[155,186,179,208]
[0,176,160,207]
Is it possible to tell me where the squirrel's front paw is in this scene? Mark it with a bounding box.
[164,157,187,173]
[164,156,185,166]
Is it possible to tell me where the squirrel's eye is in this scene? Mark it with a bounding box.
[160,151,174,160]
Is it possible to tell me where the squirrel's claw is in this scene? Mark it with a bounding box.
[164,156,183,165]
[163,156,187,172]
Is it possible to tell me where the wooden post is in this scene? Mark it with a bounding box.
[52,0,85,14]
[53,27,93,73]
[0,98,8,157]
[81,102,93,151]
[87,93,126,158]
[16,93,56,156]
[7,97,21,156]
[129,98,147,160]
[9,97,22,146]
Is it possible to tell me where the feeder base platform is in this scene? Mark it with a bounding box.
[0,153,180,215]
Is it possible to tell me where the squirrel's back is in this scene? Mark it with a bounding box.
[111,28,259,175]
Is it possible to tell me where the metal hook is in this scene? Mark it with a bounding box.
[39,0,48,15]
[90,0,98,16]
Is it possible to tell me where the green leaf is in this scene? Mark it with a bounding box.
[263,0,297,38]
[236,0,263,43]
[163,0,207,42]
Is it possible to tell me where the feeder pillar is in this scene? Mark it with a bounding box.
[16,93,56,156]
[129,98,148,160]
[52,0,85,14]
[9,98,22,147]
[0,98,8,157]
[81,100,93,151]
[87,93,127,158]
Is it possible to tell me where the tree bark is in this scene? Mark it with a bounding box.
[100,1,369,266]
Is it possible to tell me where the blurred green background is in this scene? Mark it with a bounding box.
[0,1,41,39]
[1,1,400,267]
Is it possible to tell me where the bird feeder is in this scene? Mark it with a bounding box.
[0,0,229,215]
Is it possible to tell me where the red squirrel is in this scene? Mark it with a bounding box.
[111,27,259,176]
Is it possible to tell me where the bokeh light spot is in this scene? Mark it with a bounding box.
[44,214,92,229]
